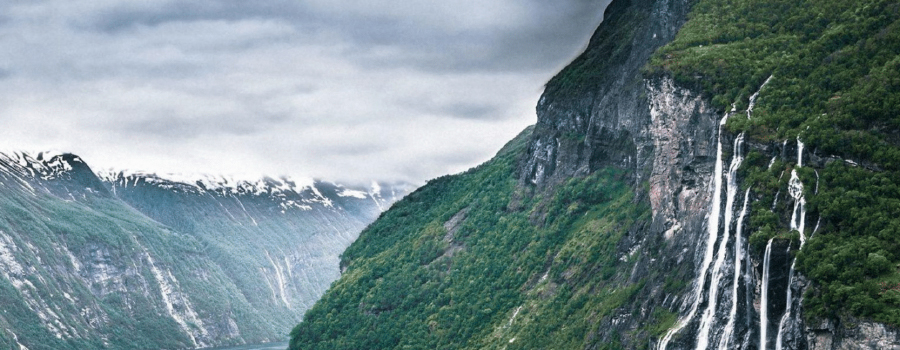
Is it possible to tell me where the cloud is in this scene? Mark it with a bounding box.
[0,0,611,184]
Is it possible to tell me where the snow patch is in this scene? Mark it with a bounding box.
[337,189,368,199]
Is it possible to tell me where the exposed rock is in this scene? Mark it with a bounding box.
[807,316,900,350]
[518,0,694,188]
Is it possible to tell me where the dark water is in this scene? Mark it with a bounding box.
[202,341,288,350]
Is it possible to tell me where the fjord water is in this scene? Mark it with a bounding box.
[204,341,288,350]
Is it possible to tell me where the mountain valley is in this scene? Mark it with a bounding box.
[0,151,412,349]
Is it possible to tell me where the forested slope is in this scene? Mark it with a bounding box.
[289,0,900,348]
[646,0,900,327]
[290,127,667,349]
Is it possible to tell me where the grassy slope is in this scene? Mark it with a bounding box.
[289,127,669,349]
[646,0,900,325]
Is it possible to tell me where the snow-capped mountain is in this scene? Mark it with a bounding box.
[0,151,414,349]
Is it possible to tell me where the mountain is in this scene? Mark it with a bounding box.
[289,0,900,349]
[0,151,413,349]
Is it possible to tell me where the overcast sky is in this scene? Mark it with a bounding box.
[0,0,610,184]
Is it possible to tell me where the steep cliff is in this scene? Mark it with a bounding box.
[0,152,410,349]
[290,0,900,349]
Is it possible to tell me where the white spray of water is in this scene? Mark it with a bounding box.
[657,79,771,350]
[747,75,773,119]
[697,133,745,350]
[658,115,730,350]
[760,238,775,350]
[718,188,751,350]
[775,137,808,348]
[788,171,807,246]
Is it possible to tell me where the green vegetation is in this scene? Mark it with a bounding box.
[289,128,661,349]
[289,0,900,347]
[648,0,900,325]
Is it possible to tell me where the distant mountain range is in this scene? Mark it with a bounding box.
[0,151,413,349]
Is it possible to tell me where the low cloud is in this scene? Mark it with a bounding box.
[0,0,611,183]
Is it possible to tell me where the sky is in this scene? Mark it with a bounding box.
[0,0,611,184]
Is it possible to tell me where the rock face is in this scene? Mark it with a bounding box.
[807,317,900,350]
[517,0,900,349]
[519,0,693,188]
[285,0,899,348]
[0,151,412,349]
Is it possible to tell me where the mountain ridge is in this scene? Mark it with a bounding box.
[288,0,900,348]
[0,150,413,349]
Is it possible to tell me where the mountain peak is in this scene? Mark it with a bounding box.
[0,151,110,199]
[1,151,88,181]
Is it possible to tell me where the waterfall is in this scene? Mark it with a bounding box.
[746,75,773,119]
[788,138,806,245]
[657,79,772,350]
[775,257,796,350]
[814,170,819,195]
[697,133,745,350]
[774,137,807,348]
[658,115,729,350]
[743,219,755,348]
[788,170,807,245]
[719,188,751,350]
[760,238,775,350]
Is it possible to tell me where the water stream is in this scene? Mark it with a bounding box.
[696,132,745,350]
[760,238,775,350]
[658,114,730,350]
[201,341,288,350]
[774,138,807,349]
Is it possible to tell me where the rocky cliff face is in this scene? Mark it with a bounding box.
[286,0,900,348]
[519,0,693,188]
[517,0,900,348]
[0,151,411,349]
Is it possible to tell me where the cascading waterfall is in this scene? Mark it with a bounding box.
[658,115,729,350]
[743,206,756,347]
[788,170,806,244]
[774,138,807,349]
[760,238,775,350]
[746,75,773,120]
[659,78,772,350]
[696,133,745,350]
[775,255,796,350]
[719,188,751,350]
